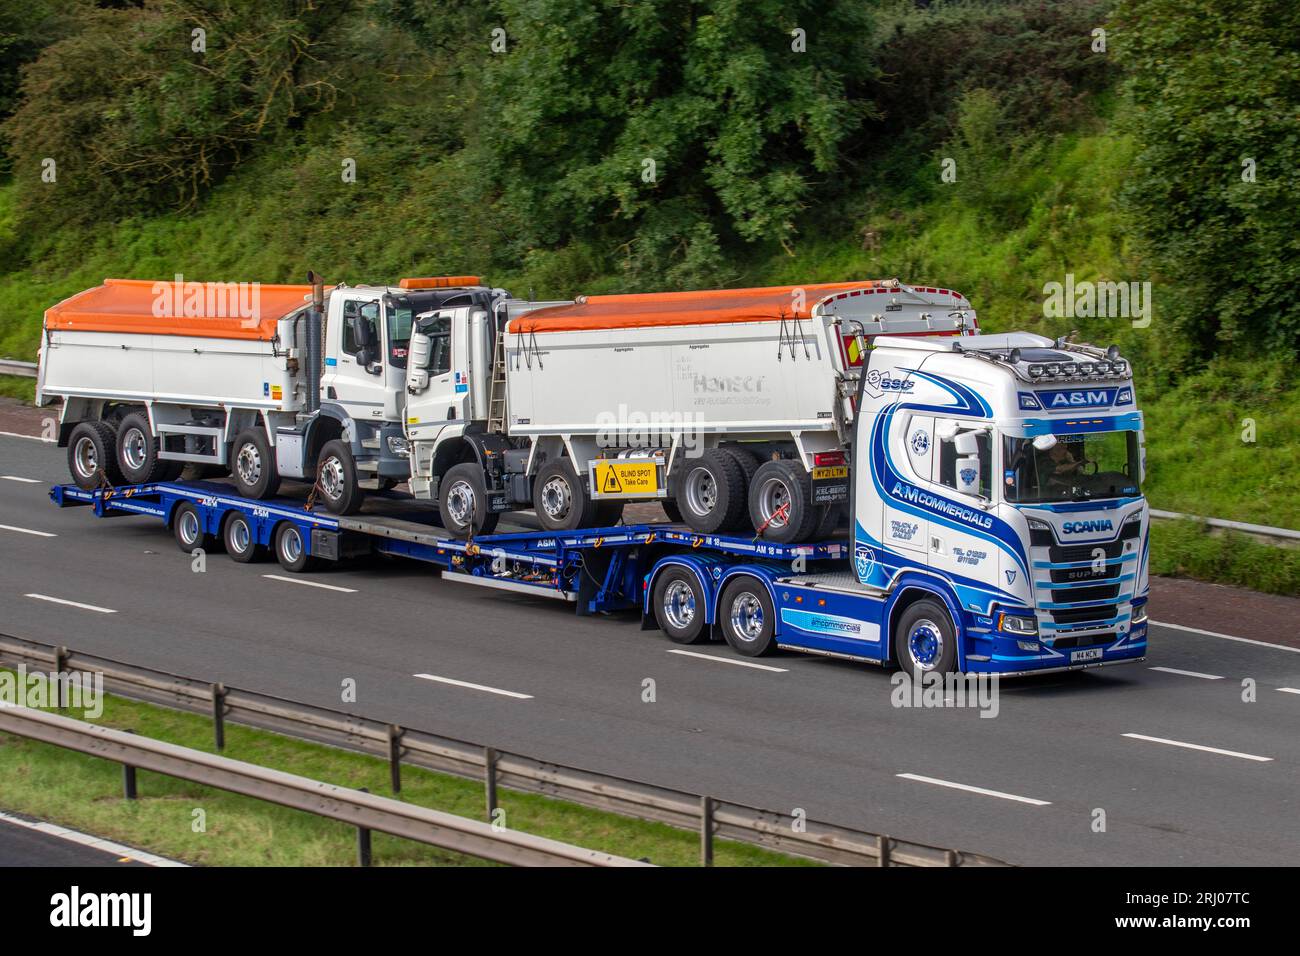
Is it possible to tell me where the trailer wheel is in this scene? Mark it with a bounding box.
[652,568,710,644]
[232,429,282,500]
[116,412,169,484]
[677,448,746,534]
[274,522,320,573]
[534,459,595,531]
[718,576,778,657]
[223,512,265,563]
[67,421,121,490]
[892,599,958,677]
[315,439,364,515]
[440,462,499,537]
[171,502,214,554]
[748,459,818,544]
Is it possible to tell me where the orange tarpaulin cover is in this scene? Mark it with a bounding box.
[44,278,317,341]
[507,281,892,334]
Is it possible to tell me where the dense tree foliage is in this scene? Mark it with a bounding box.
[1113,0,1300,359]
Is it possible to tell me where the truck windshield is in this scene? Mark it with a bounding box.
[1003,430,1141,503]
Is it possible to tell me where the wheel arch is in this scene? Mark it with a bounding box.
[883,574,967,669]
[713,565,784,640]
[643,555,723,627]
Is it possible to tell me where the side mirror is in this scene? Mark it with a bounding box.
[348,312,376,348]
[1032,434,1058,452]
[954,431,980,456]
[955,456,981,496]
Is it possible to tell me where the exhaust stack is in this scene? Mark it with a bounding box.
[305,270,325,414]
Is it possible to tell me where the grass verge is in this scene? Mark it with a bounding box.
[0,676,812,867]
[1150,521,1300,597]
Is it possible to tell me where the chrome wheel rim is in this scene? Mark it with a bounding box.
[757,477,792,528]
[446,480,476,526]
[230,518,251,553]
[281,528,302,562]
[122,427,148,471]
[683,467,717,517]
[319,456,345,500]
[178,510,200,546]
[236,442,262,486]
[907,619,944,671]
[540,476,573,520]
[73,436,98,478]
[662,580,697,631]
[729,592,765,643]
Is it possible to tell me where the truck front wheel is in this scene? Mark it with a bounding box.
[315,439,364,515]
[439,462,499,537]
[232,429,282,500]
[892,599,958,677]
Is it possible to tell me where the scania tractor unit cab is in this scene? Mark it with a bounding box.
[840,331,1149,674]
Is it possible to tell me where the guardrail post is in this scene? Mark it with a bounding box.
[700,796,714,867]
[484,747,498,822]
[877,835,891,867]
[54,646,69,709]
[122,728,137,800]
[356,787,372,867]
[211,683,227,750]
[387,725,404,794]
[945,849,959,867]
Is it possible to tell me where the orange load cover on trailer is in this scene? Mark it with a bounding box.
[507,281,893,334]
[44,278,318,341]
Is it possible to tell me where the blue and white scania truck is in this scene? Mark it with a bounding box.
[51,285,1149,677]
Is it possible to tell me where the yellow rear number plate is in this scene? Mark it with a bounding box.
[812,465,848,481]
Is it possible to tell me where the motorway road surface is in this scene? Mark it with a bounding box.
[0,813,152,867]
[1,433,1298,866]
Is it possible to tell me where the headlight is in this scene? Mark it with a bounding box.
[1132,604,1148,624]
[1027,363,1045,377]
[387,436,410,458]
[998,612,1038,635]
[1027,517,1051,531]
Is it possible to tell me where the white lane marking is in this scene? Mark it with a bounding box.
[1,476,40,483]
[0,431,53,443]
[666,649,789,672]
[24,593,115,614]
[1278,688,1300,696]
[896,773,1051,806]
[1122,733,1273,762]
[1149,666,1223,681]
[261,574,356,593]
[0,809,186,867]
[1152,620,1300,654]
[0,524,56,538]
[413,673,533,700]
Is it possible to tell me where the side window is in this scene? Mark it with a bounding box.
[936,421,992,499]
[341,300,379,356]
[424,316,452,376]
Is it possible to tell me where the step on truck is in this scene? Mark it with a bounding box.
[50,323,1151,677]
[39,275,975,543]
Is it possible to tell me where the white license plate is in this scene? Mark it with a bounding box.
[1071,647,1104,663]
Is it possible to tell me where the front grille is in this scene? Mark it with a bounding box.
[1049,539,1125,564]
[1051,604,1118,625]
[1049,563,1121,584]
[1047,583,1120,604]
[1049,632,1115,649]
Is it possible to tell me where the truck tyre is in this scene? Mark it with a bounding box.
[893,599,958,677]
[223,512,265,563]
[534,459,595,531]
[67,421,121,490]
[652,567,709,644]
[720,446,761,531]
[274,522,321,573]
[661,498,683,523]
[748,459,818,544]
[172,501,215,554]
[677,448,746,534]
[315,439,364,515]
[718,576,778,656]
[116,412,169,484]
[440,462,500,537]
[232,429,281,500]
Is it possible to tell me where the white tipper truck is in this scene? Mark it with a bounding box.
[39,275,975,542]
